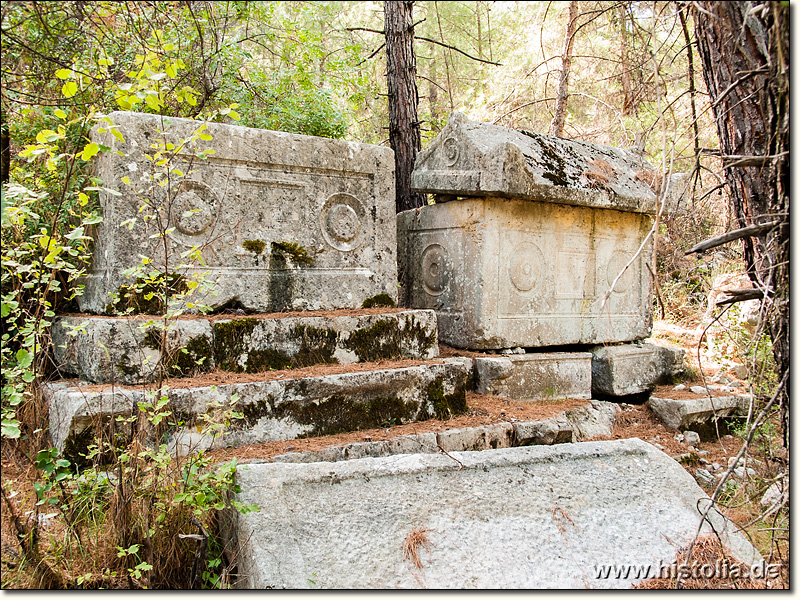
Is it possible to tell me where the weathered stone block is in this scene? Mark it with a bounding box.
[397,198,652,348]
[226,439,760,588]
[475,352,592,400]
[81,111,396,314]
[648,394,748,431]
[44,360,469,458]
[591,342,685,396]
[52,310,438,384]
[512,417,572,445]
[411,112,684,215]
[435,422,514,452]
[565,400,620,440]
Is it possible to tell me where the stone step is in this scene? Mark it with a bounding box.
[264,399,618,464]
[222,439,761,589]
[44,358,470,462]
[52,309,437,384]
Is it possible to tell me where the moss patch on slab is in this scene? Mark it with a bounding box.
[343,318,436,362]
[212,318,259,372]
[361,293,397,309]
[426,376,468,420]
[271,241,315,266]
[274,394,421,437]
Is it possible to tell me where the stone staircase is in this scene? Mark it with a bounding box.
[45,111,758,588]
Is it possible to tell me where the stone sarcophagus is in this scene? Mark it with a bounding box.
[398,113,679,350]
[80,111,396,314]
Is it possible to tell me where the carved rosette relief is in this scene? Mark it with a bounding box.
[508,242,545,293]
[421,243,450,296]
[168,180,219,246]
[320,193,367,252]
[442,136,460,166]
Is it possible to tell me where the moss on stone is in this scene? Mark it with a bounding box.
[242,239,266,255]
[361,293,397,309]
[166,334,213,377]
[426,376,468,420]
[271,241,315,266]
[290,324,339,367]
[212,318,259,372]
[274,394,420,437]
[244,348,293,372]
[106,273,187,315]
[343,318,436,362]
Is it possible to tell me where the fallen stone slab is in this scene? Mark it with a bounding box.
[52,310,437,384]
[225,439,760,589]
[44,359,469,461]
[591,342,685,396]
[410,112,688,215]
[648,394,749,431]
[81,111,396,314]
[397,197,652,349]
[475,352,591,400]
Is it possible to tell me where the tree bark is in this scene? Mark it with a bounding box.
[384,0,425,213]
[693,1,789,445]
[549,1,578,137]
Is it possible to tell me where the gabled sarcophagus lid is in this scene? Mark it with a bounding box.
[411,112,687,215]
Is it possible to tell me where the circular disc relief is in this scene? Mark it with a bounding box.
[320,193,367,251]
[169,180,219,242]
[607,249,634,293]
[442,136,460,166]
[421,244,450,296]
[508,242,545,293]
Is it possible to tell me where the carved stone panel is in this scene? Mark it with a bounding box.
[398,198,652,349]
[81,112,396,313]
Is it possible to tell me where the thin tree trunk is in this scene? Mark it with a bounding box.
[384,0,425,213]
[693,1,789,445]
[618,4,634,116]
[549,1,578,137]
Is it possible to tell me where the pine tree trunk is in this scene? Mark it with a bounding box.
[693,1,789,444]
[384,0,425,213]
[549,1,578,137]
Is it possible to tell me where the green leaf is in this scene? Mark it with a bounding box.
[62,81,78,98]
[16,349,33,369]
[53,108,67,119]
[80,142,100,161]
[55,69,73,80]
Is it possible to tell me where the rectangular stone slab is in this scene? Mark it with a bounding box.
[44,359,469,460]
[591,343,686,396]
[648,394,749,431]
[225,439,760,589]
[397,198,652,349]
[411,112,688,215]
[80,111,396,314]
[52,310,437,384]
[475,352,592,400]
